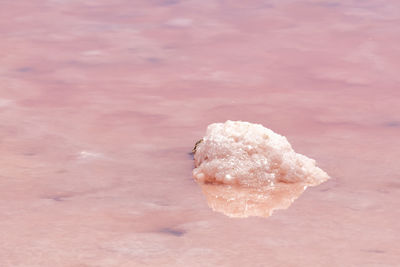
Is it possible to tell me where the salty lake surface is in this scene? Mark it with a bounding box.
[1,0,399,266]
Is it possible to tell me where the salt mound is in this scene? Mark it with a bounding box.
[193,120,329,218]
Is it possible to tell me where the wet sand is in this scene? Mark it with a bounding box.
[1,0,400,266]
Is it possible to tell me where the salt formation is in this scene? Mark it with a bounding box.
[193,120,329,218]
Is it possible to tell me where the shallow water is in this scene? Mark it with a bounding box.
[1,0,400,266]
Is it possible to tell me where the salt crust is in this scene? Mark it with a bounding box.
[193,120,329,187]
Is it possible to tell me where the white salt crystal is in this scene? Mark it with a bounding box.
[193,120,329,188]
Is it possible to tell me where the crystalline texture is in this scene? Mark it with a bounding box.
[193,120,330,218]
[194,120,329,187]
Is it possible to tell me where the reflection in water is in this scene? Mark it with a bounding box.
[199,182,307,218]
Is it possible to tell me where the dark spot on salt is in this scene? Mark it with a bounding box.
[315,2,341,7]
[362,249,385,254]
[23,152,36,156]
[159,0,180,6]
[146,57,162,63]
[44,195,68,202]
[384,121,400,127]
[51,196,65,202]
[16,67,33,72]
[319,188,331,192]
[159,227,186,237]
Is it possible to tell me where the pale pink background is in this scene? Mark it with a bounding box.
[1,0,399,266]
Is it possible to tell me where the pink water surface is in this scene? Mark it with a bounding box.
[1,0,400,266]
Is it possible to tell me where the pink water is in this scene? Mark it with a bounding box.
[1,0,399,266]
